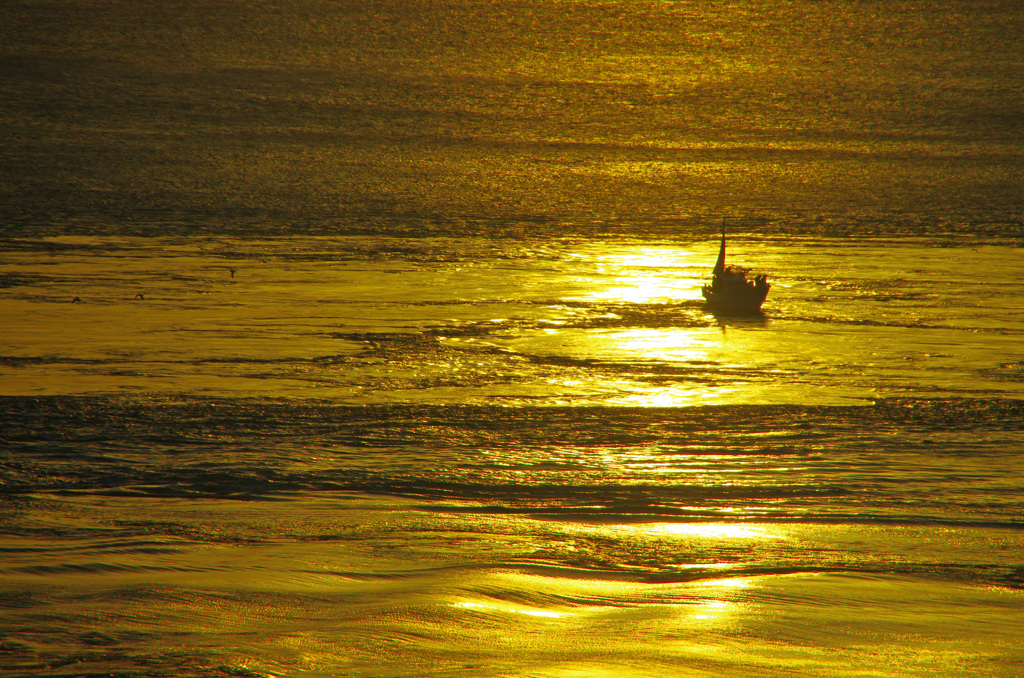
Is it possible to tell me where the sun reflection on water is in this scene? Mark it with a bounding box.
[454,558,764,631]
[544,241,761,407]
[578,245,706,304]
[570,328,718,363]
[646,523,784,540]
[452,601,567,619]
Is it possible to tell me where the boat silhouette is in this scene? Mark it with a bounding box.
[701,222,770,314]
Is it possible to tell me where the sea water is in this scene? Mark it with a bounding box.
[2,1,1023,676]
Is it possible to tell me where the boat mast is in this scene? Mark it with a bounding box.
[713,218,726,277]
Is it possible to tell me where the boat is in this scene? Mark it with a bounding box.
[701,222,770,314]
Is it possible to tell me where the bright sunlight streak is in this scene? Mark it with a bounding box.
[580,246,705,304]
[647,523,783,540]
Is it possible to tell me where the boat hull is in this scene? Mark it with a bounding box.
[702,283,770,314]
